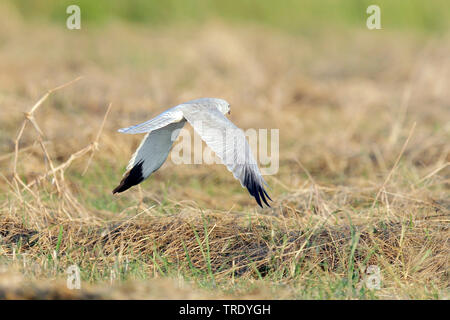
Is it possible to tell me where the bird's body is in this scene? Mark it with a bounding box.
[113,98,271,207]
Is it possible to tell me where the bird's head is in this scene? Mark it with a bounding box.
[216,98,231,115]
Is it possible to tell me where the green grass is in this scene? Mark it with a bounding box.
[0,8,448,299]
[9,0,450,33]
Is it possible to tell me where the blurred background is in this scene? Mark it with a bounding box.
[0,0,448,208]
[8,0,450,32]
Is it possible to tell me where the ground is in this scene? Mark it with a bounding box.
[0,4,449,299]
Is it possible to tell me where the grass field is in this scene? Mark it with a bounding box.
[0,2,449,299]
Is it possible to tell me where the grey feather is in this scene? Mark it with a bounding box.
[126,120,186,178]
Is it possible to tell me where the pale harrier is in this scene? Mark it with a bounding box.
[113,98,271,207]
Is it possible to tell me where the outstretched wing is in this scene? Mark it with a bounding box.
[118,107,184,134]
[113,120,186,194]
[182,105,271,207]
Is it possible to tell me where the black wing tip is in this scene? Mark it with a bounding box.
[254,185,272,208]
[244,167,272,208]
[112,161,145,194]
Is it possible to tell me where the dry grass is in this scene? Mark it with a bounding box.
[0,9,449,299]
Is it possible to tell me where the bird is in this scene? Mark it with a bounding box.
[112,98,271,207]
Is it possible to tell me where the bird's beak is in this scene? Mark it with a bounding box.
[228,110,231,115]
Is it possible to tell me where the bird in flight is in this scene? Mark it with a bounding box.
[113,98,271,207]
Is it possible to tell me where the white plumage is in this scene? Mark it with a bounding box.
[113,98,271,207]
